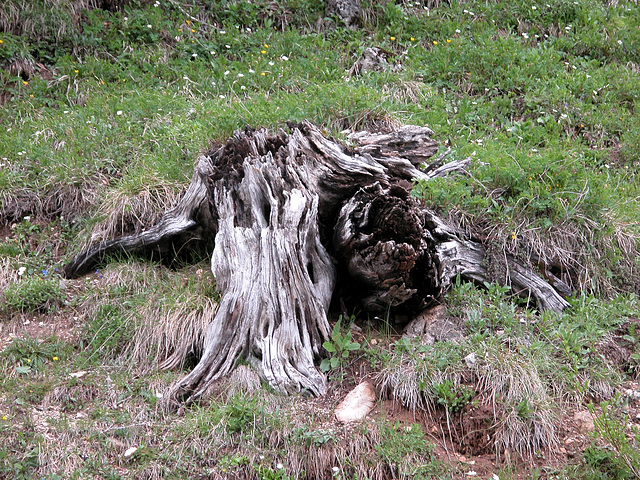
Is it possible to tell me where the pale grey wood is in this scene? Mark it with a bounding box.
[65,121,571,406]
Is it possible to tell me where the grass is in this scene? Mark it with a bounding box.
[1,0,640,478]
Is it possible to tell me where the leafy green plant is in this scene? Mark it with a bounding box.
[320,316,361,373]
[587,400,640,479]
[431,379,476,414]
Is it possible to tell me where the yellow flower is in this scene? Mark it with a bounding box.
[264,44,269,48]
[53,356,59,361]
[260,72,266,76]
[191,29,195,33]
[0,40,4,44]
[510,232,517,240]
[22,81,28,85]
[1,415,6,420]
[410,37,415,41]
[446,39,452,43]
[74,69,79,73]
[29,94,34,97]
[432,40,438,45]
[26,358,31,363]
[186,20,191,25]
[390,36,396,41]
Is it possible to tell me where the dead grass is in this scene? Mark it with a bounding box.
[88,183,184,244]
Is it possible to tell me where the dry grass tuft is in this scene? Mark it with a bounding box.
[477,353,559,459]
[1,180,101,225]
[131,297,217,371]
[88,183,183,243]
[0,0,98,40]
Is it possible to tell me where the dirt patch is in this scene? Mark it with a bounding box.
[458,401,496,456]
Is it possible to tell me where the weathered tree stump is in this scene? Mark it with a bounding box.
[65,121,570,405]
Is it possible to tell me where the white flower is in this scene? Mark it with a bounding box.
[225,44,231,49]
[532,5,537,9]
[249,69,255,73]
[219,95,225,99]
[268,61,275,66]
[224,70,230,75]
[617,40,623,45]
[18,267,26,276]
[191,53,198,58]
[240,85,246,90]
[210,51,216,55]
[332,467,340,472]
[147,24,152,28]
[220,30,226,34]
[280,55,289,61]
[455,29,461,33]
[276,463,283,469]
[117,110,123,115]
[522,32,529,39]
[237,73,244,77]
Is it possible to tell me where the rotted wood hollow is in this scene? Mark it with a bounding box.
[64,121,570,405]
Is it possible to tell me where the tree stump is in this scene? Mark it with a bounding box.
[64,121,570,405]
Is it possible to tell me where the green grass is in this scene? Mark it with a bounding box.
[1,0,640,478]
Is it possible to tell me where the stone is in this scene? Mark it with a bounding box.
[334,380,376,423]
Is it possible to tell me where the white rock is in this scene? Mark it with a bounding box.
[334,380,376,423]
[464,353,476,367]
[124,446,138,457]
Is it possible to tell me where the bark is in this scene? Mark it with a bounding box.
[65,121,570,405]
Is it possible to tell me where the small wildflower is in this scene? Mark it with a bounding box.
[224,70,230,75]
[225,44,231,49]
[191,29,196,33]
[432,40,438,45]
[249,69,255,73]
[18,266,26,276]
[22,81,28,85]
[219,30,226,34]
[280,55,289,61]
[510,232,516,240]
[237,73,244,77]
[74,69,79,73]
[617,40,622,45]
[240,85,246,90]
[147,24,152,28]
[532,5,537,9]
[53,356,59,361]
[455,29,461,33]
[26,358,32,363]
[260,72,266,76]
[410,37,415,41]
[1,415,6,420]
[42,269,48,276]
[191,53,198,58]
[268,61,275,66]
[0,40,3,44]
[390,36,396,41]
[264,43,269,48]
[29,94,34,97]
[276,463,284,470]
[117,110,123,115]
[186,20,191,25]
[260,49,267,54]
[446,39,452,43]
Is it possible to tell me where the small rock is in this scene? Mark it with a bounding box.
[464,353,476,367]
[123,446,138,458]
[574,410,595,434]
[334,380,376,423]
